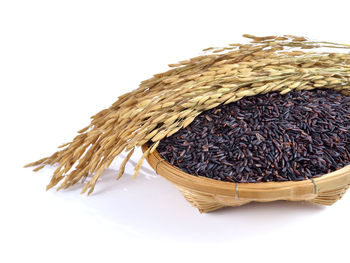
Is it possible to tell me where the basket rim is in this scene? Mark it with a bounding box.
[142,144,350,200]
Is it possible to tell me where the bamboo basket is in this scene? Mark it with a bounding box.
[25,34,350,208]
[142,144,350,212]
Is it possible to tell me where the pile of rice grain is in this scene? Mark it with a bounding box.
[157,89,350,183]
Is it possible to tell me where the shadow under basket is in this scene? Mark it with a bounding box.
[142,144,350,213]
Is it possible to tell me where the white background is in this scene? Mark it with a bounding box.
[1,1,350,262]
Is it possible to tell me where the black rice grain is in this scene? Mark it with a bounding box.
[154,89,350,183]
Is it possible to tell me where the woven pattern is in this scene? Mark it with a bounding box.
[310,185,350,206]
[143,145,350,212]
[26,34,350,195]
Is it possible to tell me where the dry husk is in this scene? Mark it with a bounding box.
[26,34,350,195]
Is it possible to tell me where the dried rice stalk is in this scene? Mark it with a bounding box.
[25,34,350,194]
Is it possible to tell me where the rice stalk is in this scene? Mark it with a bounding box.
[26,34,350,194]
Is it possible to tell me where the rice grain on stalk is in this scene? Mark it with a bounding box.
[25,34,350,194]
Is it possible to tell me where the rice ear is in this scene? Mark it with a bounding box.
[25,34,350,194]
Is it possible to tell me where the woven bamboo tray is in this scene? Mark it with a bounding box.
[142,144,350,212]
